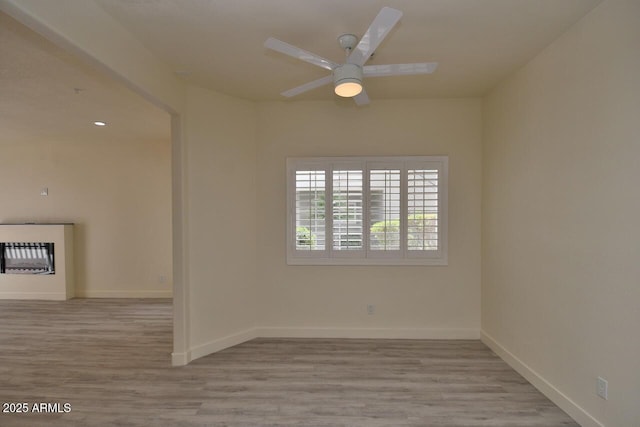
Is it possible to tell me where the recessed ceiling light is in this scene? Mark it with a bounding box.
[93,121,106,126]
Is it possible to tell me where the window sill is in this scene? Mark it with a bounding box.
[286,257,448,266]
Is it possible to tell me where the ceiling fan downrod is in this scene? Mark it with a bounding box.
[337,34,358,56]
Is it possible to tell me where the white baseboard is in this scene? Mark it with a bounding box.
[481,331,603,427]
[179,327,479,366]
[189,328,258,362]
[0,292,67,300]
[171,351,190,367]
[74,290,173,298]
[258,327,480,340]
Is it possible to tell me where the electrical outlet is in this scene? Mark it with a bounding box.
[159,275,167,284]
[597,377,608,400]
[367,304,375,315]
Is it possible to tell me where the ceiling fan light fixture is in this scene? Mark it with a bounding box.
[333,64,363,97]
[335,81,362,97]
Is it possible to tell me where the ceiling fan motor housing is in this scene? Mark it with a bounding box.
[333,63,363,97]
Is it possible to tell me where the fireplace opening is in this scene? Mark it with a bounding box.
[0,242,55,275]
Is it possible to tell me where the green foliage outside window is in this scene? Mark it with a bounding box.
[370,213,438,249]
[370,219,400,249]
[296,226,315,246]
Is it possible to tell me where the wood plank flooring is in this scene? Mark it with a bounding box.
[0,299,578,426]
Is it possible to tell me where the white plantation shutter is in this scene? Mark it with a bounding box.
[287,157,447,265]
[407,169,439,251]
[332,170,363,251]
[295,170,326,251]
[369,169,401,251]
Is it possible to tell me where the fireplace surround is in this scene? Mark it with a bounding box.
[0,224,74,300]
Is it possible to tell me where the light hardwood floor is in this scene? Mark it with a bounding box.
[0,299,578,426]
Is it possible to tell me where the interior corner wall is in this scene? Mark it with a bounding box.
[184,85,259,357]
[0,133,173,298]
[481,1,640,426]
[255,99,482,338]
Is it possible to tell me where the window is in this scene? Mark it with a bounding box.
[287,156,448,265]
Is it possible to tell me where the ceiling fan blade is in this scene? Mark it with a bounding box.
[364,62,439,77]
[347,7,403,66]
[265,37,338,71]
[353,89,370,106]
[281,75,333,98]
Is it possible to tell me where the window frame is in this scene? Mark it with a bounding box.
[286,156,448,266]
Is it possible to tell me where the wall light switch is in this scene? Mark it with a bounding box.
[40,187,48,196]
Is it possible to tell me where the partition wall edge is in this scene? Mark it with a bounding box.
[0,0,191,365]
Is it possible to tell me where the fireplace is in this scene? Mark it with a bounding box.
[0,242,55,275]
[0,224,73,300]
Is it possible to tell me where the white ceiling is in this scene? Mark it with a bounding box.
[95,0,601,101]
[0,11,169,145]
[1,0,601,146]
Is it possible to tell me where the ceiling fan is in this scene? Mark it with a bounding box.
[264,7,438,106]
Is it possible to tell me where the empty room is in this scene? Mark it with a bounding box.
[0,1,637,426]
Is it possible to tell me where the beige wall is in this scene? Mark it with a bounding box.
[0,133,173,297]
[8,6,640,425]
[482,1,640,426]
[185,85,259,354]
[256,99,482,337]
